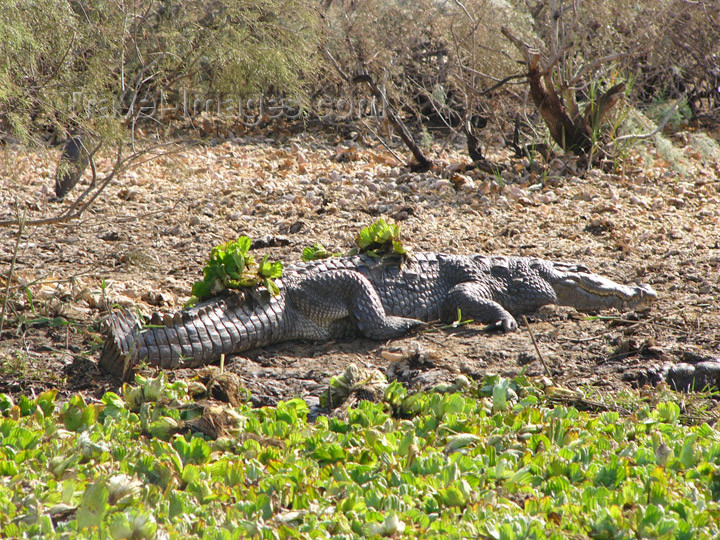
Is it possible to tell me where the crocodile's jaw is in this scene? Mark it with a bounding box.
[549,265,658,312]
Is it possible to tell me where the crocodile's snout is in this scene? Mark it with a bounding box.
[628,283,658,309]
[553,269,659,313]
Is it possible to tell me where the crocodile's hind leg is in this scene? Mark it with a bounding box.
[289,269,426,340]
[441,282,519,332]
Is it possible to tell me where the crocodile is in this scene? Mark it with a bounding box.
[100,252,657,378]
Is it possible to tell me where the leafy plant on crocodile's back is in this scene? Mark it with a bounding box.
[301,243,342,262]
[302,219,409,262]
[353,218,407,257]
[189,219,407,308]
[186,236,283,307]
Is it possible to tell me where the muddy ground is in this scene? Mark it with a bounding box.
[1,130,719,407]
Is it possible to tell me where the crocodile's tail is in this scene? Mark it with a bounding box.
[99,292,288,378]
[99,309,143,378]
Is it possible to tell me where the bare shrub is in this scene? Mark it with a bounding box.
[524,0,720,120]
[317,0,530,166]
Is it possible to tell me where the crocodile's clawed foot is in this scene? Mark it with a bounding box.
[482,316,518,333]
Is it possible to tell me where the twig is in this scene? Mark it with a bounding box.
[546,2,564,72]
[353,74,433,171]
[358,118,404,163]
[557,304,690,344]
[522,315,552,378]
[88,143,98,187]
[62,142,103,216]
[71,145,125,219]
[322,47,351,83]
[0,140,186,228]
[456,71,528,97]
[501,26,535,65]
[0,146,122,228]
[568,51,638,88]
[0,208,26,335]
[607,94,686,146]
[28,32,77,89]
[3,268,97,296]
[557,333,607,344]
[452,0,475,24]
[550,394,629,415]
[322,47,407,166]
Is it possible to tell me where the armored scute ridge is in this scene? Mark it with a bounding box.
[100,253,657,377]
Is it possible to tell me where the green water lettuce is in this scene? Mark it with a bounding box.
[0,374,718,537]
[187,236,283,306]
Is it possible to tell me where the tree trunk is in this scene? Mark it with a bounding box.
[55,134,90,199]
[502,27,626,157]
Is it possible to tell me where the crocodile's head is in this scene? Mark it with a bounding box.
[541,261,658,312]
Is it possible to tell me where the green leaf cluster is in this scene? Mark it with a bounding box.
[302,219,409,263]
[1,375,719,538]
[187,236,282,306]
[301,243,341,262]
[353,218,408,258]
[192,219,409,307]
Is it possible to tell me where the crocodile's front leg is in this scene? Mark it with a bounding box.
[440,282,519,332]
[288,270,426,340]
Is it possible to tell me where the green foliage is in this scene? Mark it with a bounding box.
[0,0,321,142]
[186,236,282,307]
[1,375,720,537]
[353,218,408,258]
[301,243,341,262]
[303,220,409,262]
